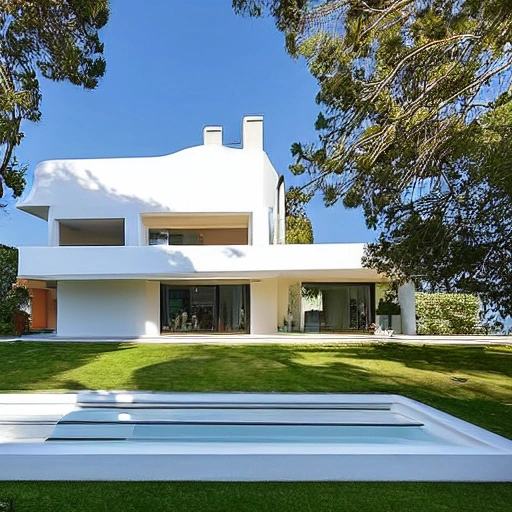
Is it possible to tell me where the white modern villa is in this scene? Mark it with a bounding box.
[17,116,416,338]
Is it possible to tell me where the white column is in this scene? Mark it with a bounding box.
[124,212,141,246]
[47,209,59,246]
[250,278,278,335]
[49,220,60,246]
[398,281,416,335]
[143,281,160,336]
[251,209,269,245]
[277,279,290,329]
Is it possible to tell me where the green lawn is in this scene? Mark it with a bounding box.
[0,341,511,511]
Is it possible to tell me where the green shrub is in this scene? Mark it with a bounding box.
[0,320,14,335]
[0,245,29,335]
[416,293,480,335]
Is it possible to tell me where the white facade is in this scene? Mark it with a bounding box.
[20,119,277,248]
[17,116,413,337]
[57,281,160,338]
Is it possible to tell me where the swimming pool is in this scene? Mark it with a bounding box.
[1,392,511,481]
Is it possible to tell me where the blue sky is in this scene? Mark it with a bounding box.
[0,0,374,247]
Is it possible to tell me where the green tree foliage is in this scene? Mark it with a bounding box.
[0,0,109,206]
[286,215,314,243]
[234,0,512,316]
[0,244,29,334]
[285,186,314,243]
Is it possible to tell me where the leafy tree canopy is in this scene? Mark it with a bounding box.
[0,0,109,206]
[285,186,314,243]
[0,244,29,333]
[286,214,314,243]
[234,0,512,317]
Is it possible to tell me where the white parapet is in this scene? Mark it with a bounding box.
[18,244,382,282]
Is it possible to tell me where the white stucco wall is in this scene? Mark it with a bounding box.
[398,281,417,335]
[18,117,279,248]
[262,153,279,245]
[57,280,159,337]
[19,244,383,282]
[144,281,161,337]
[250,279,278,335]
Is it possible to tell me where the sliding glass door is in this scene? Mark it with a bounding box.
[161,284,249,333]
[302,283,375,332]
[218,285,249,332]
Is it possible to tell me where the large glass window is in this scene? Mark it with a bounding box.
[149,230,169,246]
[149,229,247,246]
[149,230,200,245]
[219,285,248,332]
[302,283,375,332]
[161,285,249,333]
[59,219,125,246]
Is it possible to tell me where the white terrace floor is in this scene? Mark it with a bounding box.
[3,333,512,345]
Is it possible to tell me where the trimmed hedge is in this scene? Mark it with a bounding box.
[416,293,480,335]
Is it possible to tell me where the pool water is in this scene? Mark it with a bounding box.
[130,424,449,445]
[47,406,456,446]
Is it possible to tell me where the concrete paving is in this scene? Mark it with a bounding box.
[2,333,511,345]
[0,394,77,443]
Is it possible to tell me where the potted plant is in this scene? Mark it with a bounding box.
[376,299,401,334]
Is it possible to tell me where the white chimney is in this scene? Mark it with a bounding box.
[203,126,223,145]
[242,116,263,150]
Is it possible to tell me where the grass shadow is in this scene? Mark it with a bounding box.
[328,343,512,377]
[131,344,512,438]
[0,342,135,391]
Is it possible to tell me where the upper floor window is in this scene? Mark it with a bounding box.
[149,230,203,246]
[148,228,246,246]
[59,219,125,246]
[149,230,170,245]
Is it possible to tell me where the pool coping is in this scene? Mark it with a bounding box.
[1,392,511,482]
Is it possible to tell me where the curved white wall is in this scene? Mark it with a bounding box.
[18,118,279,247]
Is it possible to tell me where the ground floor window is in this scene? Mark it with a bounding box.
[160,284,250,333]
[302,283,375,332]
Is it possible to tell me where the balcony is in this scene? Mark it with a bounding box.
[143,213,251,246]
[17,244,382,282]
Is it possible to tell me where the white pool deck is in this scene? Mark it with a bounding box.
[0,392,511,482]
[3,333,512,345]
